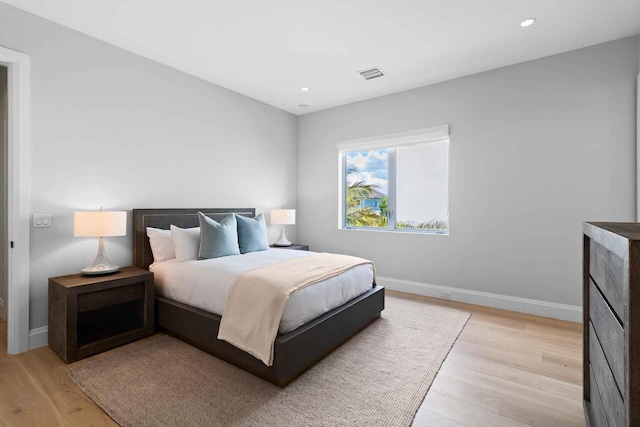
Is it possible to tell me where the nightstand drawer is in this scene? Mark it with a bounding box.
[77,283,145,313]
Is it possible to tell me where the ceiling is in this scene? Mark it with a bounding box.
[3,0,639,115]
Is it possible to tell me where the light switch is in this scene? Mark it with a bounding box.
[32,214,52,228]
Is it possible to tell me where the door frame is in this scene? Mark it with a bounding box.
[0,46,31,354]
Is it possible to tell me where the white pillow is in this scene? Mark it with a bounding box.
[171,225,201,261]
[146,227,175,263]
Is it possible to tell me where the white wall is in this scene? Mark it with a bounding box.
[0,3,298,330]
[298,36,640,312]
[0,65,6,321]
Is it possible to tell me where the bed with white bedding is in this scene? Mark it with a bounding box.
[132,208,385,387]
[151,249,375,333]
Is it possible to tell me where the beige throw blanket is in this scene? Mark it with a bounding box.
[217,253,375,366]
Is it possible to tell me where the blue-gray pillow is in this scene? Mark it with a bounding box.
[197,212,240,259]
[235,213,269,254]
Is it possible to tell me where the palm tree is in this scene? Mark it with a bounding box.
[345,165,378,206]
[346,181,378,207]
[379,196,388,217]
[345,165,385,227]
[396,218,449,230]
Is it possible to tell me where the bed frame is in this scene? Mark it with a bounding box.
[132,208,385,387]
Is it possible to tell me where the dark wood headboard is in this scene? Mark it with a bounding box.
[132,208,255,270]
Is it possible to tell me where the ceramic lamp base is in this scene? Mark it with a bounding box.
[273,226,292,247]
[82,237,120,275]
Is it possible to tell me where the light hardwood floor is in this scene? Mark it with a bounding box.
[0,290,585,427]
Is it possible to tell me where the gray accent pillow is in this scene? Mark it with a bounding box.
[197,212,240,259]
[235,213,269,254]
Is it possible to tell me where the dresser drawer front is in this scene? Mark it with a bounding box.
[589,239,625,322]
[589,365,610,427]
[589,322,625,427]
[589,280,625,389]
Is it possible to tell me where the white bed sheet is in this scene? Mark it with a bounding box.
[150,249,374,333]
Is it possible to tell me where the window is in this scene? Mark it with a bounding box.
[338,126,449,234]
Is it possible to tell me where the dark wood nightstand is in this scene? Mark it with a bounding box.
[270,244,309,251]
[48,266,154,363]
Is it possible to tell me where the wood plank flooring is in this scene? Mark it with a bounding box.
[0,290,585,426]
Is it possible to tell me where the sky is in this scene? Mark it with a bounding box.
[346,150,388,195]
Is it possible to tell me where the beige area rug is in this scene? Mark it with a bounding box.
[67,295,469,427]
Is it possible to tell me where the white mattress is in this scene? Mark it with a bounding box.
[150,249,374,333]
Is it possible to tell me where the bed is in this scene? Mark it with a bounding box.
[132,208,385,387]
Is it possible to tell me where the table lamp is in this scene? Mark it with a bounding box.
[74,210,127,275]
[271,209,295,247]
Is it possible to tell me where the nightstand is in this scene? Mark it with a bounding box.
[269,244,309,251]
[48,266,154,363]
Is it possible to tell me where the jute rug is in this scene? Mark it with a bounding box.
[67,294,469,427]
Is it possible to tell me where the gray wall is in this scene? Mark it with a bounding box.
[298,36,639,307]
[0,3,298,330]
[0,1,637,330]
[0,65,6,321]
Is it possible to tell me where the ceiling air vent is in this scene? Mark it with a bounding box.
[357,67,385,80]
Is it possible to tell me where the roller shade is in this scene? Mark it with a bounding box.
[337,124,449,152]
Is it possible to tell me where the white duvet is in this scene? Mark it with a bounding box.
[150,249,374,333]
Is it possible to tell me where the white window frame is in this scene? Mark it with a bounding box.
[337,125,449,235]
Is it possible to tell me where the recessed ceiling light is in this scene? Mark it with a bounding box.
[298,104,308,108]
[520,18,536,27]
[301,87,309,92]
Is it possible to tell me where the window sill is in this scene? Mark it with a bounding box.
[339,227,449,236]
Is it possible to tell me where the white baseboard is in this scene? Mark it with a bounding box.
[21,281,580,351]
[377,276,582,323]
[29,326,48,350]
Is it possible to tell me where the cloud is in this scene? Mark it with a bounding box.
[348,151,387,173]
[346,150,388,194]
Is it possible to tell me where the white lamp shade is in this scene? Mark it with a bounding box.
[74,211,127,237]
[271,209,295,225]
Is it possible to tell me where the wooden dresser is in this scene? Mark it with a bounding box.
[583,223,640,427]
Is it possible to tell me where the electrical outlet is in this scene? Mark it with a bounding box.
[440,291,451,300]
